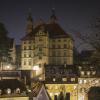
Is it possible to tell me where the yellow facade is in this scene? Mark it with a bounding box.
[46,84,77,100]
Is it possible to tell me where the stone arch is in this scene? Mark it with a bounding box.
[88,86,100,100]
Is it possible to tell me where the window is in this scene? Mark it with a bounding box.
[92,71,96,75]
[87,71,90,76]
[64,52,67,56]
[29,46,31,50]
[24,46,26,50]
[39,38,42,41]
[64,44,67,48]
[58,39,61,42]
[53,78,56,82]
[24,54,26,57]
[39,48,42,51]
[24,41,26,44]
[58,45,61,48]
[79,79,83,84]
[24,61,26,65]
[28,41,31,44]
[71,78,75,82]
[52,51,56,56]
[29,53,31,57]
[83,80,87,83]
[62,78,67,82]
[29,60,31,65]
[81,71,85,76]
[39,56,42,59]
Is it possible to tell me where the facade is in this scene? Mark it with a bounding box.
[21,10,73,79]
[0,38,16,71]
[44,64,100,100]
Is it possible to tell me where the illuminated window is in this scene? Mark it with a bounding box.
[79,79,83,84]
[62,78,67,81]
[84,80,87,83]
[87,71,90,76]
[79,66,82,70]
[92,71,96,75]
[53,78,56,82]
[81,71,85,76]
[71,78,75,82]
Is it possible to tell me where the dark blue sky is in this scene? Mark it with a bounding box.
[0,0,100,51]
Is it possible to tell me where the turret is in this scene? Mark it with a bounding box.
[49,8,58,23]
[26,9,33,34]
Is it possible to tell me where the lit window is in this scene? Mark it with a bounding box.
[81,71,85,76]
[24,61,26,65]
[87,71,90,76]
[71,78,75,82]
[92,71,96,75]
[79,66,82,70]
[79,79,83,84]
[84,80,87,83]
[53,78,56,82]
[62,78,67,82]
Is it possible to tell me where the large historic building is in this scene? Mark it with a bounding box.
[19,10,100,100]
[21,10,73,79]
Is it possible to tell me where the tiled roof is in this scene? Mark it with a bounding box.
[29,82,42,97]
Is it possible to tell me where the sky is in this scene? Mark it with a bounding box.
[0,0,100,51]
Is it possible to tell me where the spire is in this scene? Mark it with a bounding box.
[49,8,58,23]
[26,8,33,34]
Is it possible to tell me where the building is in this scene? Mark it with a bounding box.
[0,38,16,71]
[44,64,100,100]
[21,9,73,79]
[19,9,100,100]
[44,64,78,100]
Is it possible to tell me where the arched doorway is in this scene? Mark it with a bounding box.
[88,87,100,100]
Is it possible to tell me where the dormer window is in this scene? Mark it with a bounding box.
[87,71,90,76]
[92,71,96,75]
[81,71,85,76]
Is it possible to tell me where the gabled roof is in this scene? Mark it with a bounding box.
[28,82,51,100]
